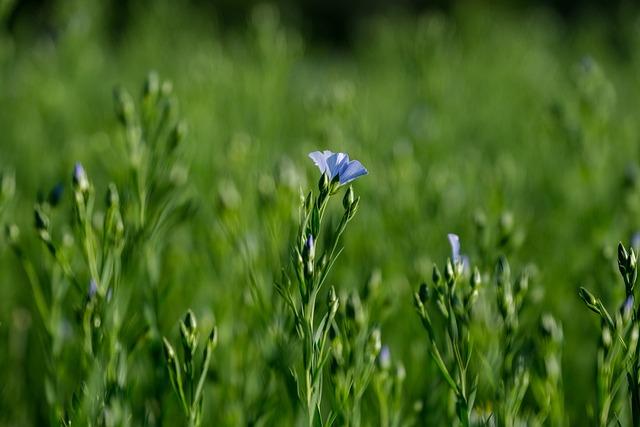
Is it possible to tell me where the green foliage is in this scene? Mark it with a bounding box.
[3,1,640,426]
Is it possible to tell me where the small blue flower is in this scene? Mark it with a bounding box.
[378,345,391,370]
[448,233,461,264]
[72,162,89,191]
[88,279,98,299]
[308,150,368,184]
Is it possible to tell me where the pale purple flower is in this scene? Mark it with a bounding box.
[72,162,89,191]
[448,234,471,274]
[88,279,98,299]
[308,150,368,184]
[378,345,391,370]
[448,233,461,264]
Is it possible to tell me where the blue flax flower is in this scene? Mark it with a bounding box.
[448,233,461,264]
[448,233,470,273]
[308,150,368,184]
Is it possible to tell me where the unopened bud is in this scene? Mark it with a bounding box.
[418,283,430,304]
[367,328,382,361]
[578,287,600,314]
[432,265,441,285]
[106,183,119,208]
[343,186,355,210]
[347,196,360,220]
[318,172,329,194]
[471,267,481,289]
[327,286,339,316]
[169,121,188,152]
[162,337,176,362]
[34,206,49,232]
[444,258,455,284]
[72,163,90,193]
[143,71,160,99]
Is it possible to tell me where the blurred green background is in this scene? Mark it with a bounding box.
[2,0,640,424]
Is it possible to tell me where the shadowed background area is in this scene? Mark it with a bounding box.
[2,0,640,425]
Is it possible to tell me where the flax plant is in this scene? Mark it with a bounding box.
[414,235,481,427]
[162,310,218,427]
[275,150,366,426]
[579,242,640,426]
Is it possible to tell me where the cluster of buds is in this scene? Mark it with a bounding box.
[163,310,218,425]
[618,242,638,296]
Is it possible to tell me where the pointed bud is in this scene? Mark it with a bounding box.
[327,286,339,317]
[106,183,120,208]
[471,267,481,289]
[318,172,329,194]
[72,163,89,193]
[343,186,355,211]
[184,310,197,333]
[143,71,160,99]
[347,196,360,220]
[444,258,455,284]
[162,337,176,362]
[432,264,441,285]
[169,121,187,152]
[367,328,382,361]
[34,206,49,232]
[418,283,430,304]
[619,242,629,275]
[578,287,600,314]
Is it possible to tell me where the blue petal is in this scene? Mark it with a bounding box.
[339,160,368,184]
[309,151,333,175]
[447,233,460,263]
[326,152,349,179]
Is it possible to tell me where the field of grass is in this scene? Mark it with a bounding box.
[3,0,640,425]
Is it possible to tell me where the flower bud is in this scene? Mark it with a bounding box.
[432,264,442,285]
[418,283,430,304]
[5,223,19,244]
[378,345,391,370]
[169,121,188,152]
[318,172,329,195]
[578,287,600,314]
[343,186,355,210]
[327,286,339,317]
[47,183,64,207]
[106,183,120,208]
[34,206,49,232]
[471,267,481,289]
[114,87,135,127]
[162,337,176,362]
[184,309,197,333]
[87,279,99,299]
[367,328,382,361]
[72,163,90,193]
[303,234,315,277]
[143,71,160,100]
[444,258,455,284]
[346,196,360,220]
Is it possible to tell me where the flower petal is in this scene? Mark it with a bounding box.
[447,233,460,263]
[327,152,348,179]
[339,160,368,184]
[309,151,332,175]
